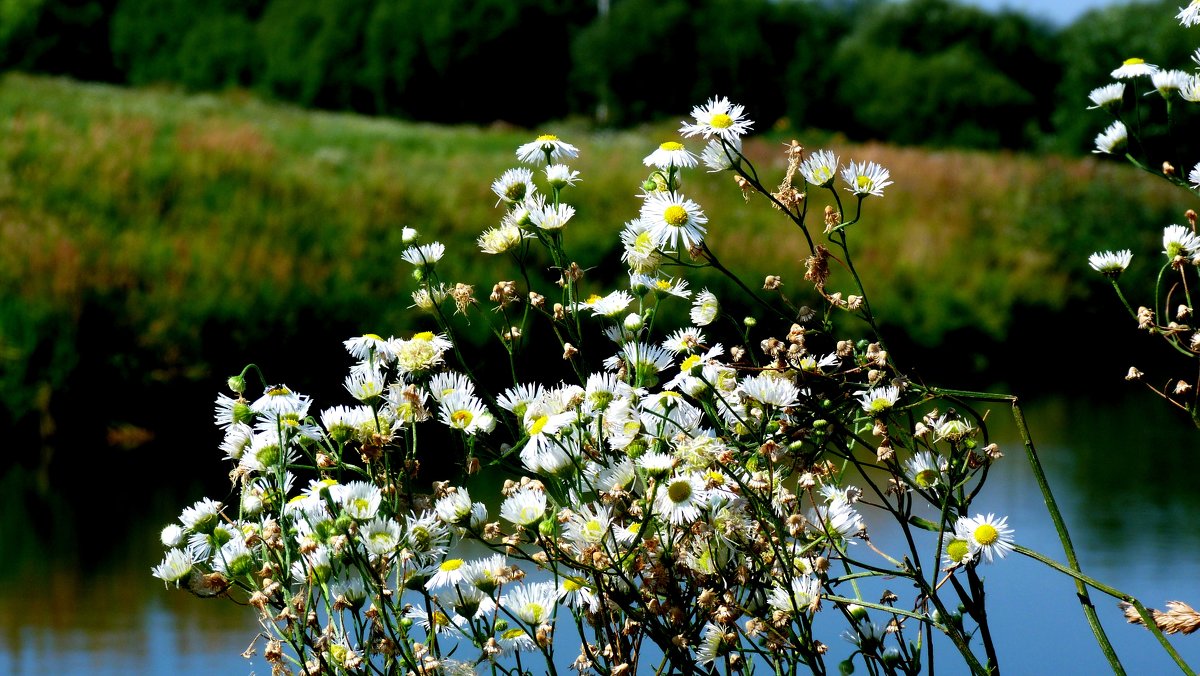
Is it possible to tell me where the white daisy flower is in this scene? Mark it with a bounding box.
[798,149,839,187]
[942,531,975,567]
[425,557,468,590]
[1178,0,1200,26]
[499,486,547,527]
[643,141,699,170]
[620,218,663,274]
[329,571,368,608]
[574,290,633,318]
[696,622,733,665]
[410,284,448,312]
[360,517,401,558]
[219,422,253,461]
[214,393,252,429]
[840,160,893,197]
[631,273,691,298]
[179,498,223,534]
[393,331,451,376]
[428,370,474,404]
[405,606,463,636]
[498,627,537,652]
[608,341,675,387]
[478,222,524,254]
[904,451,945,490]
[556,575,600,613]
[1086,83,1124,110]
[400,242,445,267]
[491,167,536,205]
[439,391,491,436]
[152,548,195,586]
[766,575,821,617]
[956,513,1015,563]
[679,96,753,141]
[545,163,581,190]
[344,367,385,402]
[434,489,473,526]
[530,202,575,231]
[339,480,382,521]
[497,383,544,419]
[1087,249,1132,276]
[502,581,559,625]
[640,191,708,251]
[807,501,862,544]
[343,333,392,362]
[584,371,633,413]
[1163,224,1200,258]
[739,372,801,408]
[462,553,507,594]
[250,384,308,416]
[564,503,613,549]
[637,450,676,478]
[932,414,974,442]
[212,536,255,578]
[1186,74,1200,103]
[1191,162,1200,190]
[700,136,741,172]
[858,385,899,414]
[404,510,451,561]
[654,472,708,525]
[690,288,719,326]
[1111,58,1158,79]
[516,134,579,165]
[1152,69,1192,98]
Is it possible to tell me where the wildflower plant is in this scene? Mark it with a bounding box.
[1088,5,1200,431]
[154,92,1193,675]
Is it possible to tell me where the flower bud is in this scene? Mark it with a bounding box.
[624,313,644,331]
[401,227,418,245]
[227,375,246,394]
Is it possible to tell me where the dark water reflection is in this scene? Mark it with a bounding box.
[2,389,1198,674]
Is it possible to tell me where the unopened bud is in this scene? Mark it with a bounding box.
[624,313,643,332]
[401,227,418,245]
[227,374,246,394]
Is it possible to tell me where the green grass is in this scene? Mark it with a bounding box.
[0,73,1185,429]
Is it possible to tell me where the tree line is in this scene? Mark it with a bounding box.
[0,0,1195,152]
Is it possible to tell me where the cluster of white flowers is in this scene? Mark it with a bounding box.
[155,96,1023,675]
[1087,4,1200,422]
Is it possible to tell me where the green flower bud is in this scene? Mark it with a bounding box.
[227,374,246,394]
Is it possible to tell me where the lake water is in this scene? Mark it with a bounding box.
[2,388,1198,675]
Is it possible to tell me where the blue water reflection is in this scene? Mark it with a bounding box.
[1,389,1197,674]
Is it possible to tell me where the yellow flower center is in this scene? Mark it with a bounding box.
[364,333,383,341]
[856,175,872,190]
[974,523,999,546]
[451,410,473,427]
[536,134,559,141]
[353,498,371,513]
[663,205,689,226]
[659,141,684,151]
[440,558,464,571]
[667,479,693,503]
[654,279,671,290]
[681,355,701,372]
[947,539,970,562]
[529,415,549,435]
[527,602,545,622]
[914,468,939,489]
[564,577,583,592]
[586,293,603,305]
[266,386,291,397]
[710,113,734,129]
[1123,58,1145,66]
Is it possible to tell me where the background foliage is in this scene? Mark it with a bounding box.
[1,0,1193,152]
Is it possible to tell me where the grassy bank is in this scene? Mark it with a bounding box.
[0,73,1185,444]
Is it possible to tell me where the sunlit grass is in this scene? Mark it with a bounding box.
[0,73,1183,424]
